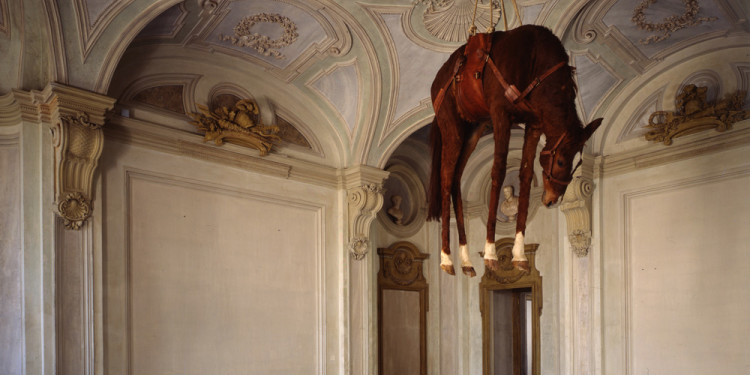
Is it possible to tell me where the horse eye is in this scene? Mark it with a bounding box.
[557,160,564,167]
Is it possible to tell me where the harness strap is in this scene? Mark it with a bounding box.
[486,58,567,112]
[432,54,465,117]
[540,130,582,186]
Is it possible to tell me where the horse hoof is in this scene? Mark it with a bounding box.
[484,259,499,271]
[512,260,530,273]
[462,266,477,277]
[441,264,456,275]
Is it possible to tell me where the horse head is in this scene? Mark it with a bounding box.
[539,118,602,207]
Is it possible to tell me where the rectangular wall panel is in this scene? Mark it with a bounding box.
[0,137,22,375]
[626,173,750,374]
[127,172,323,374]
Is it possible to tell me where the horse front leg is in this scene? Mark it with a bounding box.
[439,137,462,276]
[452,124,485,277]
[512,127,542,272]
[484,115,512,271]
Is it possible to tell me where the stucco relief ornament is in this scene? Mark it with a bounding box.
[631,0,716,45]
[188,99,280,156]
[349,236,369,260]
[645,85,750,145]
[58,192,92,230]
[415,0,502,42]
[220,13,298,59]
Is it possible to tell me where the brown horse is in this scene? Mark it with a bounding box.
[427,25,602,276]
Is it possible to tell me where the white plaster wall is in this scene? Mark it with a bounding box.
[99,139,342,374]
[600,143,750,375]
[0,133,23,375]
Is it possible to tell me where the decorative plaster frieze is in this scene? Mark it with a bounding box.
[45,83,116,229]
[220,13,299,59]
[560,154,595,257]
[632,0,717,45]
[340,165,389,260]
[416,0,502,42]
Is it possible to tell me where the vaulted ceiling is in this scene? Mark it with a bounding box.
[3,0,748,169]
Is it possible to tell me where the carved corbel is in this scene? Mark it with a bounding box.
[560,154,594,257]
[46,84,116,229]
[341,166,389,260]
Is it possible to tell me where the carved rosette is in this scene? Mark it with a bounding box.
[342,166,389,261]
[560,159,594,257]
[48,84,116,230]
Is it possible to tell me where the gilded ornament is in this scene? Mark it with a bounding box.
[188,99,280,156]
[58,192,92,230]
[632,0,716,45]
[220,13,298,59]
[645,84,750,145]
[61,112,103,130]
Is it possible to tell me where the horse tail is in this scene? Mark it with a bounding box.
[427,118,442,221]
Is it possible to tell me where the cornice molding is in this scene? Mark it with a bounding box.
[596,119,750,177]
[105,115,341,189]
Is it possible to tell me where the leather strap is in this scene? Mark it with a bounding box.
[486,58,567,112]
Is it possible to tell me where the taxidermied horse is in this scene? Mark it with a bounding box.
[427,25,602,276]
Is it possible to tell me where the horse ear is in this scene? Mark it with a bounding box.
[582,118,603,142]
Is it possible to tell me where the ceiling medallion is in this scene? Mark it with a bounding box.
[220,13,299,59]
[631,0,717,45]
[416,0,501,42]
[188,99,281,156]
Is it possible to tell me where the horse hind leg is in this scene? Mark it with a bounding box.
[438,125,465,276]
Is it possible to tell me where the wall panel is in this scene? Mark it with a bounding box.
[125,170,323,374]
[0,134,22,375]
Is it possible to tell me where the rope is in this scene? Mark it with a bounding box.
[469,0,479,35]
[511,0,523,26]
[500,0,507,31]
[468,0,523,36]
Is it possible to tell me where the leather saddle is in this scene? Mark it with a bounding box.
[454,33,492,122]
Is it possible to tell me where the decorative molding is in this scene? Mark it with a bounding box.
[219,13,299,59]
[73,0,135,60]
[186,0,352,83]
[644,84,750,145]
[560,154,595,257]
[415,0,502,42]
[103,116,340,188]
[0,0,9,35]
[341,165,389,260]
[188,99,281,156]
[631,0,717,45]
[46,83,116,229]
